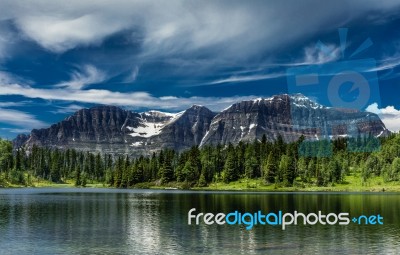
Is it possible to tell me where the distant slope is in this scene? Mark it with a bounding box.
[13,94,390,156]
[200,94,389,146]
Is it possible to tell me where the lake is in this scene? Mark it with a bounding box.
[0,188,399,254]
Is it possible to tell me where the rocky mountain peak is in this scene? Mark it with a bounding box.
[13,95,390,157]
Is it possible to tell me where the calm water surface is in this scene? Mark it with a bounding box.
[0,188,399,255]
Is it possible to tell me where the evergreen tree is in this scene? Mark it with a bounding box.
[75,167,81,186]
[223,145,238,183]
[198,172,207,187]
[282,148,296,186]
[308,158,316,179]
[50,149,62,182]
[236,142,246,176]
[114,156,123,187]
[121,155,130,188]
[14,148,22,171]
[150,152,158,180]
[327,158,342,183]
[185,147,201,182]
[263,151,277,184]
[297,157,308,182]
[161,156,174,184]
[134,157,144,184]
[0,139,13,173]
[390,157,400,181]
[245,144,259,179]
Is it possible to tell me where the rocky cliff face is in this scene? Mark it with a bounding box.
[20,105,142,155]
[13,104,216,156]
[147,105,216,151]
[13,94,390,156]
[200,94,390,146]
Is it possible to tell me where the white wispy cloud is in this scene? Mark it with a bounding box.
[0,101,31,107]
[16,14,129,53]
[0,71,18,84]
[0,127,32,133]
[366,102,400,132]
[0,35,7,60]
[300,44,341,65]
[0,70,35,86]
[123,66,139,83]
[200,43,340,85]
[0,24,14,61]
[55,64,107,90]
[49,104,86,114]
[369,56,400,72]
[0,83,257,111]
[0,107,47,129]
[2,0,399,60]
[204,73,285,85]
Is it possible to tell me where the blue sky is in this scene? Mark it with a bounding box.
[1,0,400,139]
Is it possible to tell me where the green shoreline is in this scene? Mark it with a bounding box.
[3,175,400,192]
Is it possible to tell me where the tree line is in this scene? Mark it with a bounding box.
[1,133,400,188]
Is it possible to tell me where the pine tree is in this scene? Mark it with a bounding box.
[223,145,238,183]
[150,153,158,180]
[50,149,61,183]
[297,157,308,182]
[161,156,174,184]
[282,148,296,186]
[81,171,87,187]
[200,146,213,182]
[75,167,81,186]
[94,153,103,181]
[316,158,326,186]
[245,144,260,178]
[0,139,12,173]
[390,157,400,181]
[114,156,123,187]
[185,147,201,182]
[198,172,207,187]
[236,142,246,176]
[134,157,144,184]
[121,155,130,188]
[327,158,342,184]
[263,151,277,184]
[14,149,22,171]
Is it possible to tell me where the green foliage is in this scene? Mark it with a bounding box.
[244,144,259,179]
[75,168,81,186]
[390,157,400,181]
[223,144,238,183]
[9,169,25,185]
[81,172,88,187]
[198,173,207,187]
[0,139,13,173]
[297,157,308,182]
[2,132,400,189]
[160,156,174,184]
[263,151,277,184]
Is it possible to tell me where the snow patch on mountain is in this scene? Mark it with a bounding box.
[128,110,185,138]
[131,141,144,147]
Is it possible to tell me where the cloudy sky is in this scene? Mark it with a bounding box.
[1,0,400,138]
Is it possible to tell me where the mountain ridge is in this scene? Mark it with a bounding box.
[13,94,390,156]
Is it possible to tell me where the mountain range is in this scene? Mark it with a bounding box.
[13,94,390,156]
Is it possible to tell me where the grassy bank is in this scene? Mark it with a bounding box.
[2,174,400,192]
[0,174,105,188]
[192,175,400,192]
[152,173,400,192]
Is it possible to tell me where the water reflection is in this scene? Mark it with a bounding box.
[0,189,399,254]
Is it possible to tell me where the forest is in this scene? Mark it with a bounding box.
[1,133,400,189]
